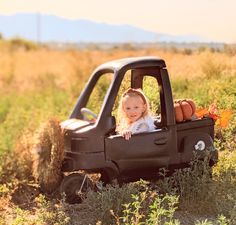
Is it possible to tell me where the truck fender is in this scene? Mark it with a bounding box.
[180,133,217,163]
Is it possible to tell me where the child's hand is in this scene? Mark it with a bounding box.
[121,130,132,140]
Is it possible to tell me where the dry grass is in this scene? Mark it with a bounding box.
[1,47,236,93]
[32,117,64,193]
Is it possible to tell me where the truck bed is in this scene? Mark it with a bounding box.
[176,117,214,136]
[176,117,215,163]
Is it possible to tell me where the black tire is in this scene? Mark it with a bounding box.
[60,173,94,204]
[32,118,64,193]
[100,170,121,186]
[100,170,110,185]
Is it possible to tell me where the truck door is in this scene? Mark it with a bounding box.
[105,127,175,173]
[104,66,178,174]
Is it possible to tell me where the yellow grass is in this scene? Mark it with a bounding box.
[0,47,236,93]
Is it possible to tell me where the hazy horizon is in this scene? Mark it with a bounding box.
[1,0,236,43]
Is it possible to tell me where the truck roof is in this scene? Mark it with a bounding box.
[96,56,166,71]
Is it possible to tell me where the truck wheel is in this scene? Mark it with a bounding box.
[60,173,93,204]
[100,170,110,185]
[100,170,121,187]
[32,118,64,193]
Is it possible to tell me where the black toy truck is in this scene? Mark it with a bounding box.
[58,56,217,202]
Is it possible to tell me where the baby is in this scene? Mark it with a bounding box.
[116,88,155,140]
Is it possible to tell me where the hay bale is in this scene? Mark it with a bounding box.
[32,117,64,193]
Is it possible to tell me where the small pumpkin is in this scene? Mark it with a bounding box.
[174,102,183,122]
[174,99,196,122]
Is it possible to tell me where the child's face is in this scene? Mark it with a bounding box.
[122,95,146,123]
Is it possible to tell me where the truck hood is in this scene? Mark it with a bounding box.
[60,118,91,131]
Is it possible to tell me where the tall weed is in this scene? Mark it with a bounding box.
[201,58,226,79]
[118,192,180,225]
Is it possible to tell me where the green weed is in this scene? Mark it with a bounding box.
[118,192,180,225]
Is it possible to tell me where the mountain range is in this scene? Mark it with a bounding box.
[0,13,209,43]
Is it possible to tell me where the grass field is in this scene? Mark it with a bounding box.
[0,39,235,225]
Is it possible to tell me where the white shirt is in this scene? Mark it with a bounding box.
[128,115,156,134]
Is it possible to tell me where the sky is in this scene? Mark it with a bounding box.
[0,0,236,43]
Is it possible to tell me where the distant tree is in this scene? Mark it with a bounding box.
[182,48,192,55]
[169,46,179,54]
[0,33,3,40]
[198,46,207,53]
[10,37,37,51]
[224,44,236,56]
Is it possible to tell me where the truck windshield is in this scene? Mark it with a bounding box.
[85,72,113,121]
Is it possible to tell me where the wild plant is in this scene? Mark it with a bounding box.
[118,191,180,225]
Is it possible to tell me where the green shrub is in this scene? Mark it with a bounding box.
[77,183,139,225]
[119,192,180,225]
[0,89,70,154]
[154,149,236,224]
[6,194,70,225]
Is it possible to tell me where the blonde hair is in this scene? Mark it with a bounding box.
[116,88,151,133]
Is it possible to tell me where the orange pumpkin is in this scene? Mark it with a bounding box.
[174,99,196,122]
[174,102,183,122]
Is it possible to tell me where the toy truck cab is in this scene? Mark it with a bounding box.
[60,56,217,202]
